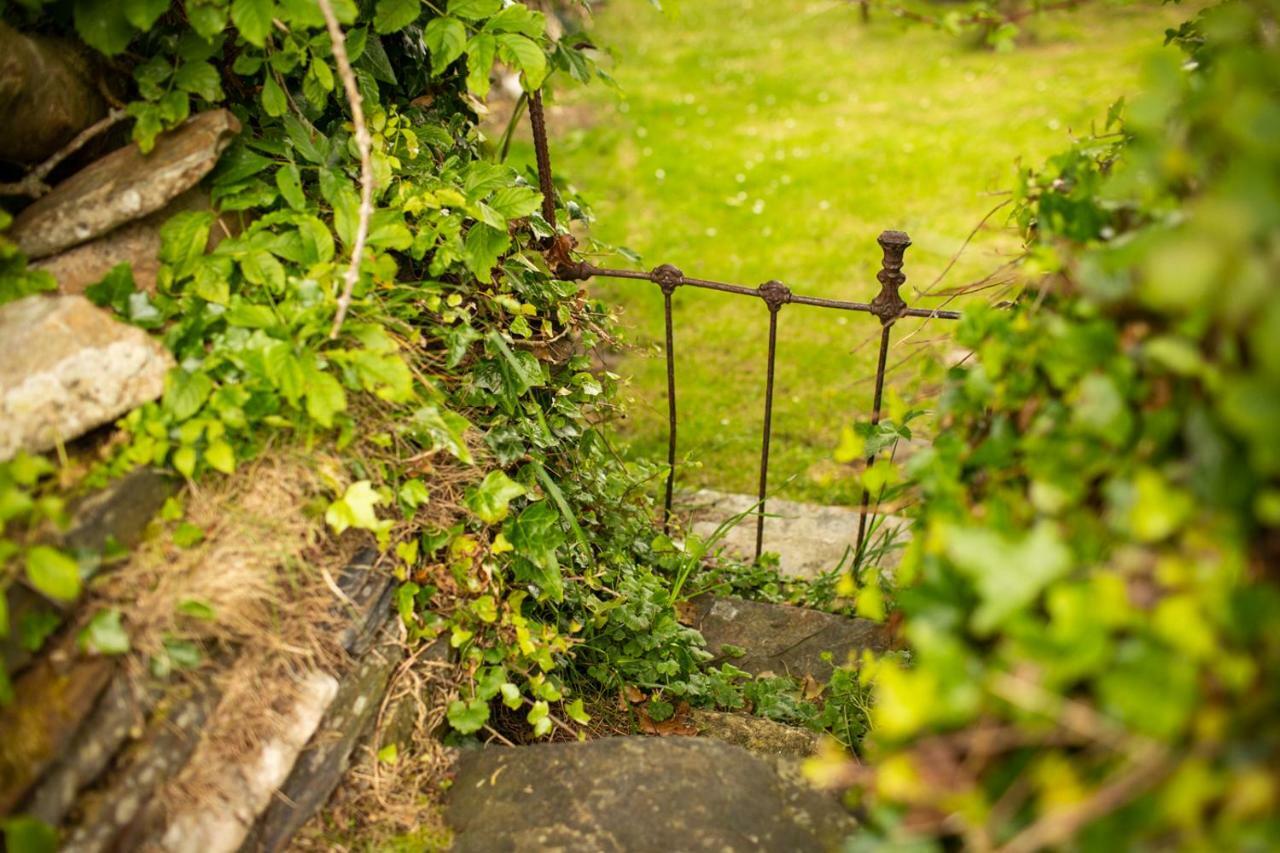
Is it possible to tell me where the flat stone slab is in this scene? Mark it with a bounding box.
[11,109,239,259]
[448,737,855,852]
[681,489,909,579]
[689,595,890,680]
[0,294,174,461]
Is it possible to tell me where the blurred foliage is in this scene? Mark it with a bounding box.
[872,0,1124,50]
[831,0,1280,847]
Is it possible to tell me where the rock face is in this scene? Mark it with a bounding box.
[682,489,909,579]
[0,295,174,461]
[0,22,107,164]
[689,595,890,681]
[10,109,239,259]
[448,737,857,852]
[31,188,232,296]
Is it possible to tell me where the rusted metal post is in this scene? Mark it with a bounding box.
[653,264,684,532]
[755,280,792,561]
[527,89,557,229]
[855,231,911,561]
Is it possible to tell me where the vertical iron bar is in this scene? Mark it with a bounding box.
[754,281,790,561]
[756,309,780,561]
[527,89,557,229]
[854,324,892,559]
[662,288,678,532]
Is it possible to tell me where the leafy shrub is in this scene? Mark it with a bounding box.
[836,1,1280,848]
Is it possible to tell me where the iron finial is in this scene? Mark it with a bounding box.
[871,230,910,324]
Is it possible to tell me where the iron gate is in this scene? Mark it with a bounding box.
[525,92,961,563]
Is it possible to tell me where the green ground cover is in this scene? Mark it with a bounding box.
[521,0,1195,505]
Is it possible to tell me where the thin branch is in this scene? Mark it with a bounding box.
[995,745,1173,853]
[915,198,1012,297]
[0,108,128,198]
[319,0,375,340]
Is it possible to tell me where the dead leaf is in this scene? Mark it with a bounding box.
[636,700,697,737]
[674,599,700,626]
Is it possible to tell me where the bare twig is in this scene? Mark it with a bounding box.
[995,744,1173,853]
[915,198,1012,297]
[0,108,128,198]
[318,0,375,340]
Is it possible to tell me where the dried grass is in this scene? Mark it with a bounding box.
[91,449,362,809]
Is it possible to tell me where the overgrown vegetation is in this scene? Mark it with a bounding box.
[0,0,871,801]
[829,0,1280,847]
[0,0,748,743]
[4,0,1275,848]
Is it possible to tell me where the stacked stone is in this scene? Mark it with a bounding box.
[1,86,424,850]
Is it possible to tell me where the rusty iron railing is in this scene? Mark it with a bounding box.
[526,91,960,563]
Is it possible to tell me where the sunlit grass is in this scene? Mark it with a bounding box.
[518,0,1193,505]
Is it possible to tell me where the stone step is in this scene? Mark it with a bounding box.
[690,595,890,681]
[679,489,909,580]
[447,737,855,852]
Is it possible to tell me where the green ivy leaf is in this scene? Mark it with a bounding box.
[74,0,137,56]
[504,500,565,601]
[122,0,170,31]
[406,405,473,463]
[425,16,467,74]
[275,163,306,210]
[304,365,347,428]
[80,608,131,655]
[464,33,496,97]
[1,816,58,853]
[484,4,545,37]
[25,546,82,602]
[944,522,1072,635]
[186,0,229,39]
[163,370,214,421]
[231,0,275,47]
[462,223,510,283]
[205,439,236,474]
[326,480,384,535]
[174,60,223,100]
[447,0,501,20]
[374,0,420,34]
[261,75,288,117]
[447,696,489,733]
[158,210,214,277]
[464,470,526,524]
[487,186,543,220]
[496,33,547,90]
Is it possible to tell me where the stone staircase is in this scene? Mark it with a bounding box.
[444,489,900,852]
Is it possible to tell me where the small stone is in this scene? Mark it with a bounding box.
[10,110,240,259]
[690,709,820,759]
[0,295,174,461]
[688,595,890,681]
[681,489,910,580]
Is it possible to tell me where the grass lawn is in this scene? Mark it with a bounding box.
[515,0,1194,506]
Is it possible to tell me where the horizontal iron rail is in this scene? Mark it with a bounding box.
[526,88,962,565]
[556,262,963,321]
